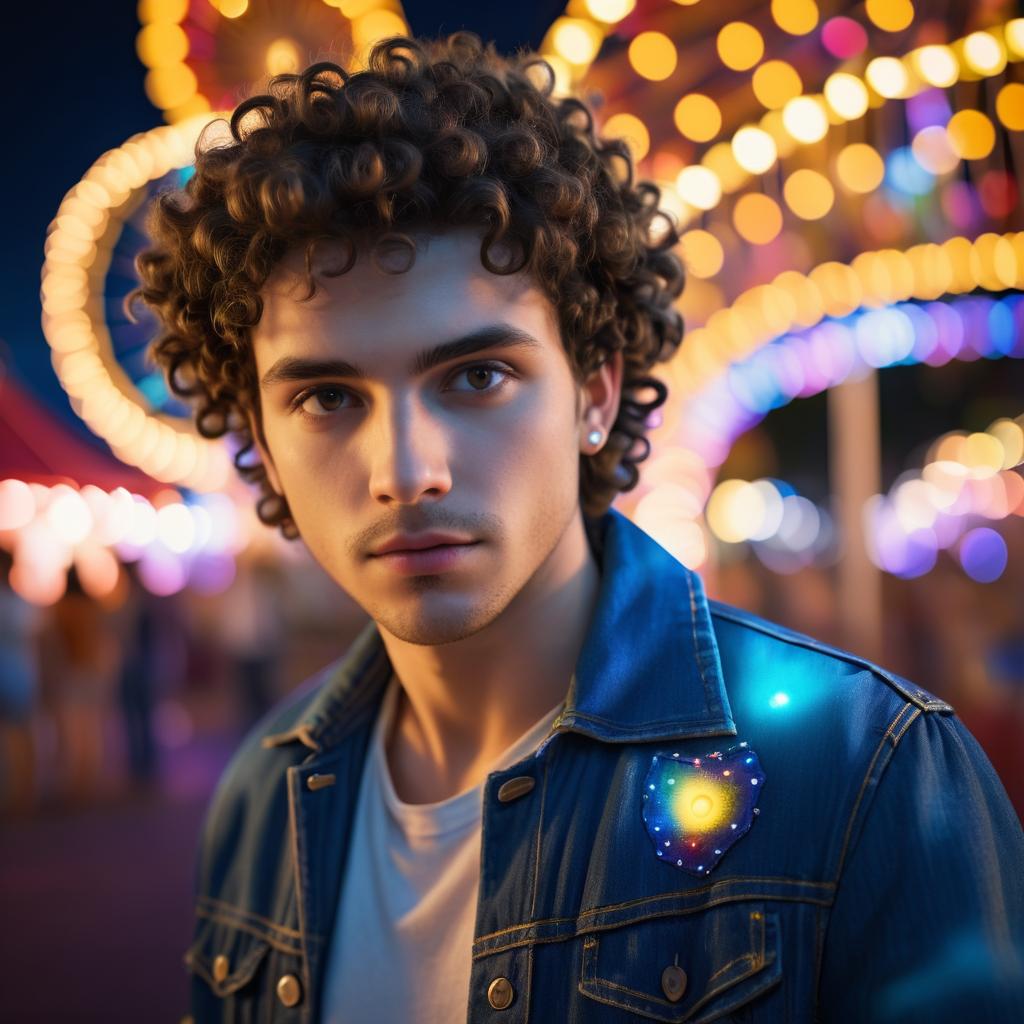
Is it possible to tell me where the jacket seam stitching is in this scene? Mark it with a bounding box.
[811,703,921,1015]
[196,897,306,940]
[529,751,550,922]
[708,605,951,710]
[472,892,833,958]
[194,909,305,956]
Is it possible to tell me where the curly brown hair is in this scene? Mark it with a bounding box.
[131,31,684,539]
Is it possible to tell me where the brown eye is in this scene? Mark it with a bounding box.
[466,367,494,390]
[298,387,348,418]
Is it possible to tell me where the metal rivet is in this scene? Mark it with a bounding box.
[661,965,687,1002]
[276,973,303,1007]
[497,776,535,803]
[487,976,515,1010]
[212,954,230,983]
[306,773,336,791]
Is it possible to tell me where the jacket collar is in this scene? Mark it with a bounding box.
[265,507,735,752]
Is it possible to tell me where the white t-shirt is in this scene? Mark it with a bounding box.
[321,674,564,1023]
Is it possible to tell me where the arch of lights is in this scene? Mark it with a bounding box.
[627,233,1024,573]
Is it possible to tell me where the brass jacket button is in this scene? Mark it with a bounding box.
[276,973,303,1008]
[212,955,230,983]
[497,776,535,803]
[661,964,687,1002]
[487,976,515,1010]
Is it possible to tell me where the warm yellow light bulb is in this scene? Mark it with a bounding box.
[823,72,869,120]
[717,22,764,71]
[674,94,721,142]
[629,31,678,80]
[752,60,803,110]
[732,126,777,174]
[782,96,828,142]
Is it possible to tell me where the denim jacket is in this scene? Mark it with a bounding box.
[184,508,1024,1023]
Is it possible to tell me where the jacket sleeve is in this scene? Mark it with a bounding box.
[817,708,1024,1023]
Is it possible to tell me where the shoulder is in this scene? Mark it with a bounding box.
[706,597,953,715]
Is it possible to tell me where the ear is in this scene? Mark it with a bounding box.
[246,407,284,496]
[577,348,624,453]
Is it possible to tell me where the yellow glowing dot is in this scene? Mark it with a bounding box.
[996,82,1024,131]
[138,0,189,22]
[352,9,407,49]
[676,166,722,210]
[963,31,1006,76]
[784,168,834,219]
[135,23,189,68]
[866,56,910,98]
[701,143,747,192]
[911,44,959,88]
[782,95,828,143]
[1007,20,1024,58]
[823,72,869,120]
[770,0,818,36]
[214,0,249,17]
[717,22,764,72]
[585,0,635,22]
[266,37,301,76]
[947,110,996,160]
[691,795,713,817]
[164,94,212,124]
[732,125,777,174]
[911,126,959,175]
[680,230,724,279]
[866,0,913,33]
[603,112,649,162]
[552,18,602,65]
[752,60,802,110]
[836,143,884,193]
[732,193,782,246]
[144,62,198,110]
[674,94,721,142]
[628,31,677,80]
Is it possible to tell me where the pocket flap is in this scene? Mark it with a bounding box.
[184,917,273,997]
[579,903,781,1023]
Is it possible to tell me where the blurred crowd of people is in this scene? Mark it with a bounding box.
[0,548,292,815]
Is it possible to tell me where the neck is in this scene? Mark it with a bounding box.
[378,511,601,804]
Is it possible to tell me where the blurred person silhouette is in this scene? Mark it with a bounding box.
[42,564,117,805]
[0,547,40,813]
[114,560,161,792]
[220,552,287,727]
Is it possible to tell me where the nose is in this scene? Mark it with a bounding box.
[366,393,453,505]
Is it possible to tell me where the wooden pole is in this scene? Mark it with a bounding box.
[827,367,885,663]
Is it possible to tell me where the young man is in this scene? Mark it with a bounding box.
[134,33,1024,1024]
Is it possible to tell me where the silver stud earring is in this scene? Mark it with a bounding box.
[587,429,604,447]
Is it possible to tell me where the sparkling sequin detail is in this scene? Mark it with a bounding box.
[641,743,765,876]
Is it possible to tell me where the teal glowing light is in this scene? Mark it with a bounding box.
[769,691,791,708]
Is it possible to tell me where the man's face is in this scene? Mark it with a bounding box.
[251,229,605,646]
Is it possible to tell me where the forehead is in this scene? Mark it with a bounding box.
[254,230,560,361]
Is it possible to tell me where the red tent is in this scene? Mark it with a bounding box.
[0,373,167,499]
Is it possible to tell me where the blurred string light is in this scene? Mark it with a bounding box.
[659,21,1024,228]
[671,233,1024,401]
[863,412,1024,581]
[41,118,234,492]
[138,0,411,122]
[685,304,1023,577]
[0,480,246,605]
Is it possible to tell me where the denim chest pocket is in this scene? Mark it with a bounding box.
[185,908,307,1021]
[578,902,780,1022]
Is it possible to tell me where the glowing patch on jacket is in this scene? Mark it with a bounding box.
[641,742,764,876]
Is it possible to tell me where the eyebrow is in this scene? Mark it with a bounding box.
[259,323,544,391]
